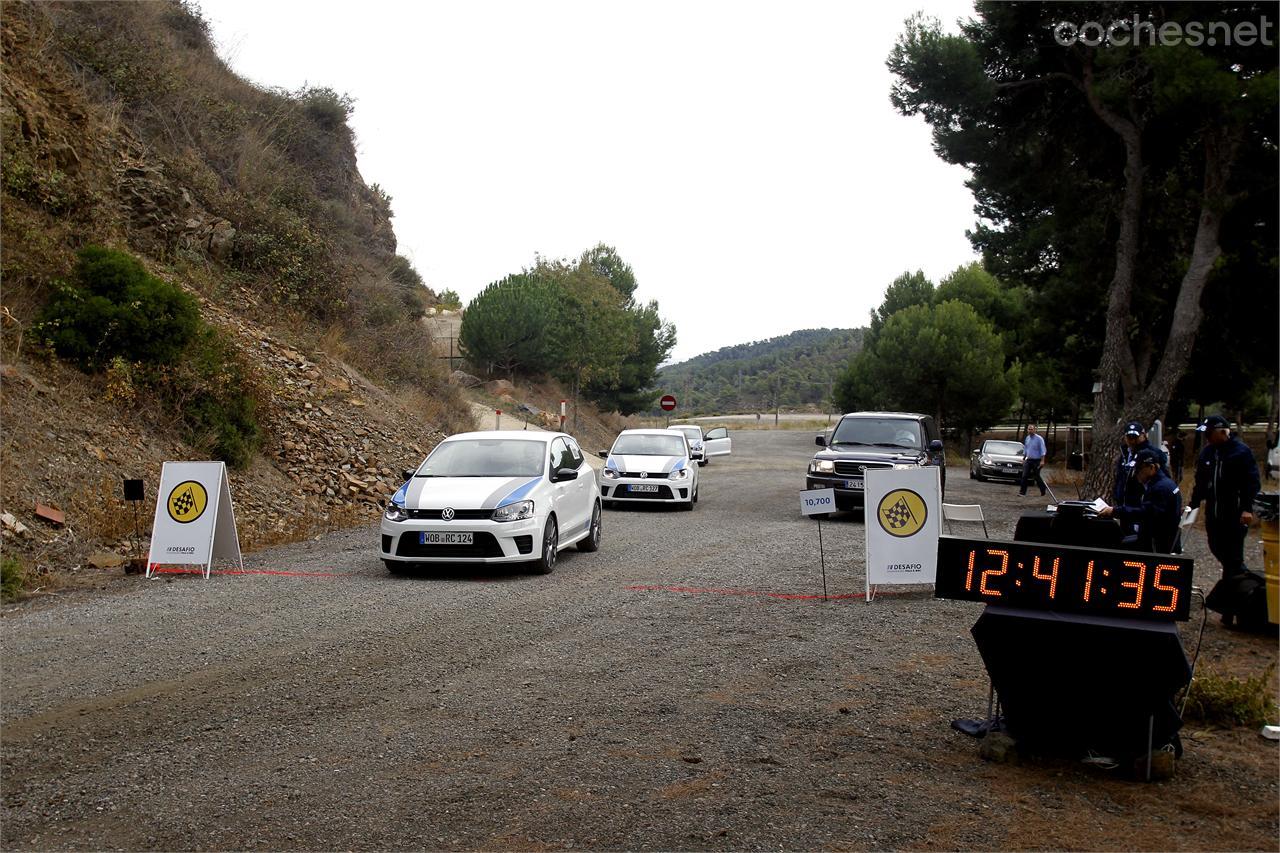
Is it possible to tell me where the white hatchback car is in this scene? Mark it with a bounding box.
[380,431,600,574]
[668,423,732,466]
[599,428,699,509]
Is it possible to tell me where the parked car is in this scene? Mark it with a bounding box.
[380,431,600,575]
[969,439,1025,482]
[667,425,707,465]
[599,428,699,510]
[805,411,945,513]
[666,424,732,465]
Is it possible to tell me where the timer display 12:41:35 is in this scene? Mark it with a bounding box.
[934,536,1193,622]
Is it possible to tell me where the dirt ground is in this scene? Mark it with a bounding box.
[2,429,1276,850]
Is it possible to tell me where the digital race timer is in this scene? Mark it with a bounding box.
[935,536,1193,621]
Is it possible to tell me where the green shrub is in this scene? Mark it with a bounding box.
[168,328,263,468]
[1,555,29,601]
[36,246,201,370]
[437,289,462,311]
[1183,666,1277,729]
[2,147,77,214]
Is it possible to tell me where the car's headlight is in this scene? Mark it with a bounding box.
[492,500,534,522]
[384,503,409,522]
[810,459,835,474]
[669,468,690,481]
[692,441,703,450]
[980,455,992,464]
[602,467,619,480]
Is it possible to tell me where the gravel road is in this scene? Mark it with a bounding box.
[3,431,1276,850]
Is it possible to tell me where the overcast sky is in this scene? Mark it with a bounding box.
[200,0,980,363]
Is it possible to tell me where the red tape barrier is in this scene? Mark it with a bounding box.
[149,567,355,578]
[624,584,907,602]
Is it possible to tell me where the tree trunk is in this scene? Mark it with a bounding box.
[1083,127,1235,497]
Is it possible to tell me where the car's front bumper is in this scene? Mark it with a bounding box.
[600,476,693,503]
[380,516,541,563]
[805,474,865,508]
[977,461,1023,480]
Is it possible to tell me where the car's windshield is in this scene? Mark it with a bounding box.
[830,418,922,449]
[613,433,687,456]
[418,439,545,477]
[984,440,1024,455]
[672,427,701,441]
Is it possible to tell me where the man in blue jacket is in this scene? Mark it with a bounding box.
[1112,421,1167,507]
[1190,414,1260,583]
[1100,448,1182,553]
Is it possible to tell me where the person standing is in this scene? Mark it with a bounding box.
[1168,432,1185,482]
[1019,423,1046,497]
[1099,448,1183,553]
[1113,421,1166,509]
[1190,414,1260,584]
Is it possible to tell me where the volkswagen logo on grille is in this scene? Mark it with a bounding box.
[441,507,455,521]
[858,465,868,473]
[640,472,648,479]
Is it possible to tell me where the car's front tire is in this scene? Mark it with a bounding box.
[530,516,558,574]
[578,502,601,552]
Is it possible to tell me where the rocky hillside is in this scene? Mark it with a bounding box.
[0,1,476,590]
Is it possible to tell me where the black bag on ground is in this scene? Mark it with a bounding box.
[1205,569,1270,631]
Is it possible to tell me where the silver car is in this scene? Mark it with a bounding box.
[969,439,1025,482]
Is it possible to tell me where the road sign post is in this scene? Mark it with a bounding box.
[800,488,836,601]
[660,394,677,428]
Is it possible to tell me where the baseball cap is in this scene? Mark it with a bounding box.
[1197,414,1230,432]
[1124,420,1145,436]
[1134,448,1163,466]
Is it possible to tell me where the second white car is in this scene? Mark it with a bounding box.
[599,428,699,510]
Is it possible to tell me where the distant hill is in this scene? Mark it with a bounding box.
[657,328,865,414]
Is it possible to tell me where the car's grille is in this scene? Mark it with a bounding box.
[395,532,504,558]
[834,460,894,476]
[514,535,534,555]
[616,472,670,479]
[407,508,493,520]
[617,485,675,499]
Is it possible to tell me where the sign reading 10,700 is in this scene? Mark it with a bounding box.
[799,488,836,517]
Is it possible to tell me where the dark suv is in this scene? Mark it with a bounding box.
[806,411,946,512]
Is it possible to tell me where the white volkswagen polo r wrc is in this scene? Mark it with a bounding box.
[380,431,600,574]
[598,428,699,510]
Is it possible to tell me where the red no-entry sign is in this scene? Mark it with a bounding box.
[660,394,677,412]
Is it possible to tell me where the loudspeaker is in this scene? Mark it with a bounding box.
[122,479,144,502]
[972,606,1190,761]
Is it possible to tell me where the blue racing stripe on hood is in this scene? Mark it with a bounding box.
[497,476,542,507]
[605,457,619,471]
[671,459,685,472]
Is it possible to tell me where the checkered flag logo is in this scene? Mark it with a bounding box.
[171,486,196,516]
[881,495,916,530]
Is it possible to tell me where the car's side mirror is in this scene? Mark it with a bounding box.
[599,450,609,458]
[552,467,579,482]
[402,469,415,481]
[815,435,827,447]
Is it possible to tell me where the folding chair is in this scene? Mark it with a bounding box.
[942,503,988,537]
